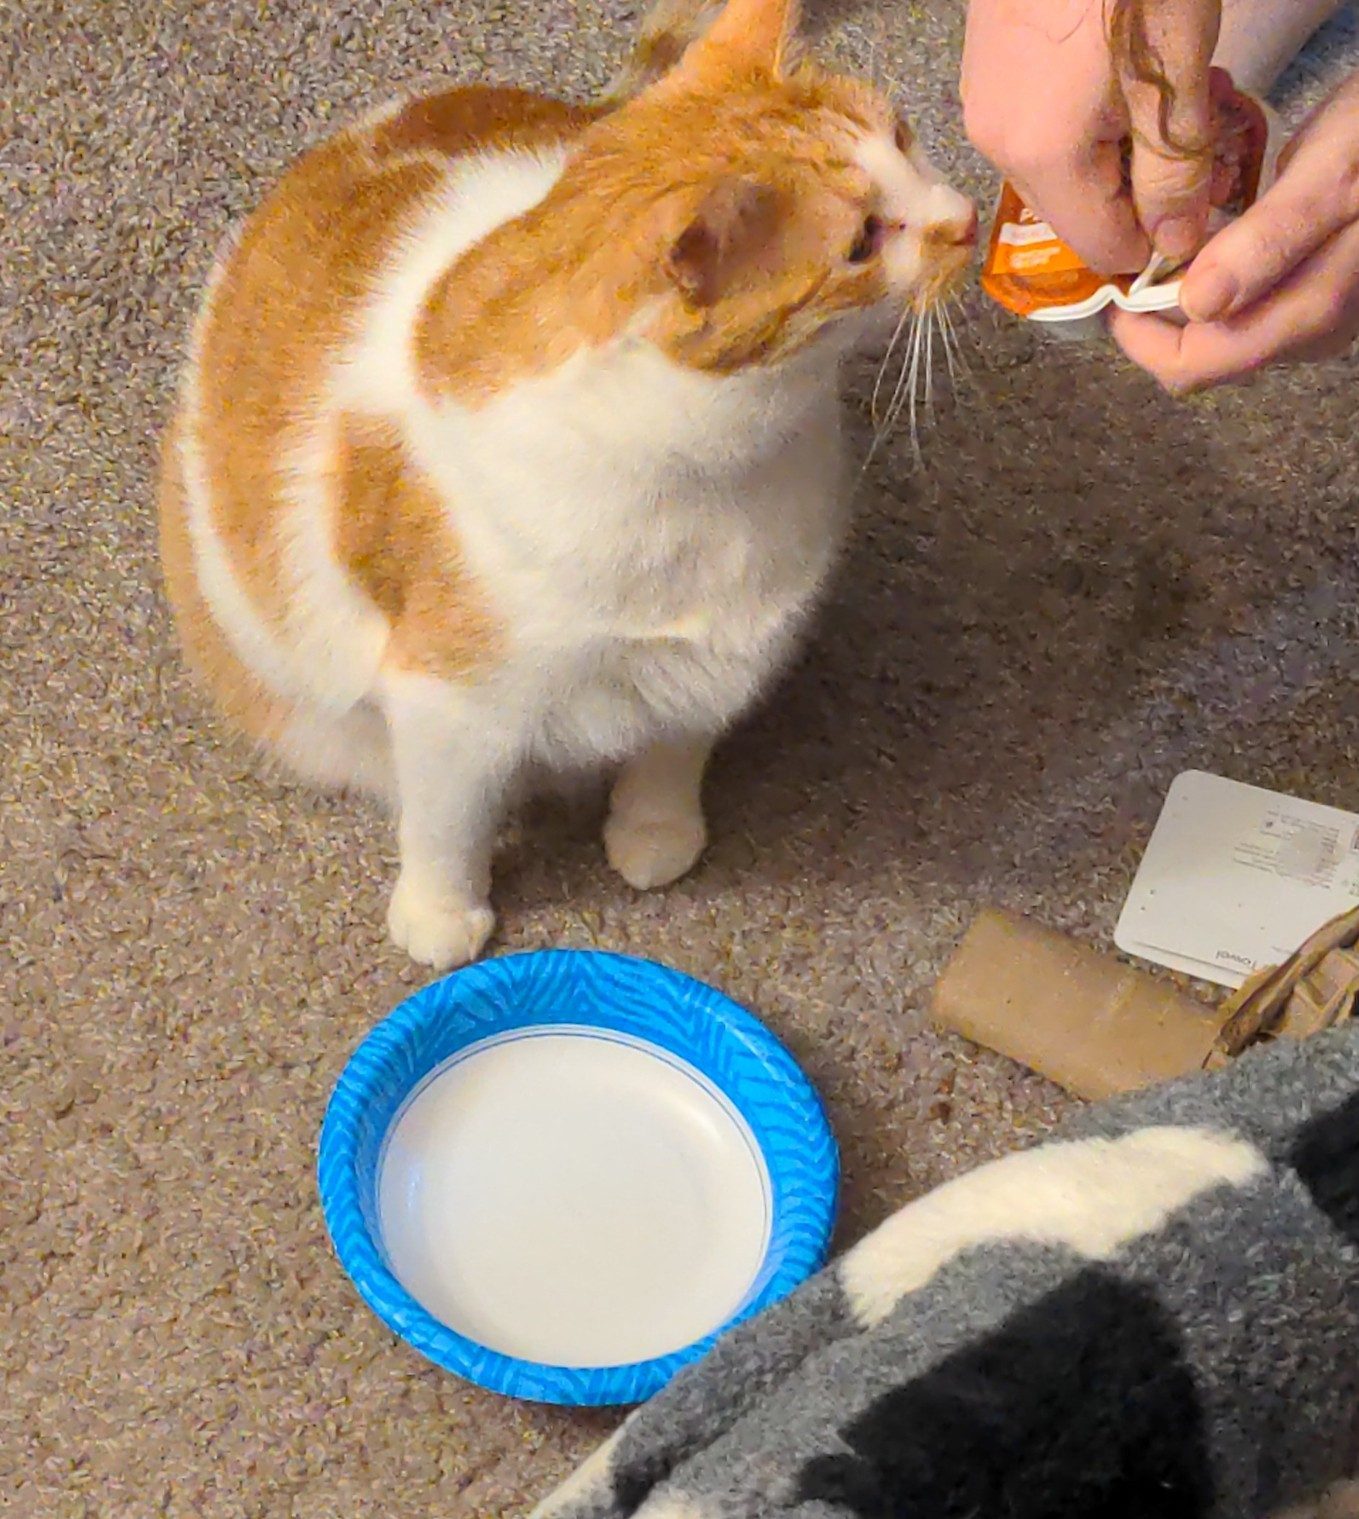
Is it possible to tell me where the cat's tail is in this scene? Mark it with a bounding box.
[600,0,725,103]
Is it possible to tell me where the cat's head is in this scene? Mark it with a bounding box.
[590,0,977,373]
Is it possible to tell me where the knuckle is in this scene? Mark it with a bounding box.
[964,113,1016,168]
[1156,340,1221,396]
[1310,279,1352,335]
[1134,177,1209,231]
[1163,369,1202,397]
[963,106,1050,177]
[1144,346,1198,394]
[1228,216,1295,285]
[1135,150,1208,201]
[1340,155,1359,222]
[959,91,1002,158]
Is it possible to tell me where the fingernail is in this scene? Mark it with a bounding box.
[1152,215,1201,263]
[1182,269,1239,323]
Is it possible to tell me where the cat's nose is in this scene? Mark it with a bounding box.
[926,204,978,249]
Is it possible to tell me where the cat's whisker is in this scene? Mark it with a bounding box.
[892,306,923,419]
[858,305,919,481]
[864,285,976,474]
[947,291,991,379]
[874,313,910,434]
[881,308,921,444]
[924,309,936,418]
[871,302,914,429]
[879,334,912,439]
[877,304,926,468]
[906,311,926,465]
[936,303,961,386]
[939,297,974,386]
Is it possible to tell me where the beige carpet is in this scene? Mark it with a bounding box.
[5,1,1359,1514]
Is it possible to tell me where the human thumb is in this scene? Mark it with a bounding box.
[1115,0,1221,262]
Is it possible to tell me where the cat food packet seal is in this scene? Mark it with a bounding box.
[979,77,1283,342]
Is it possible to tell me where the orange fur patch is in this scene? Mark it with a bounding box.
[163,87,564,762]
[157,418,296,746]
[370,87,604,167]
[330,415,503,683]
[415,67,898,400]
[185,88,600,627]
[191,141,443,617]
[163,87,585,727]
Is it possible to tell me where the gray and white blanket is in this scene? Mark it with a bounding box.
[532,1025,1359,1519]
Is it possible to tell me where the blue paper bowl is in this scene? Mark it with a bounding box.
[317,949,838,1406]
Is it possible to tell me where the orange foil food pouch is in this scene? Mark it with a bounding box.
[981,73,1277,326]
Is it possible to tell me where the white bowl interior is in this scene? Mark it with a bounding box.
[377,1027,773,1368]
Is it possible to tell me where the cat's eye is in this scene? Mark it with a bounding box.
[894,119,914,155]
[848,214,884,264]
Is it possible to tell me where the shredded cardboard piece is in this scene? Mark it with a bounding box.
[1209,903,1359,1064]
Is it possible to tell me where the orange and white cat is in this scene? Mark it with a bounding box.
[159,0,976,969]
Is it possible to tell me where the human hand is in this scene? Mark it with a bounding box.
[962,0,1222,274]
[1110,69,1359,391]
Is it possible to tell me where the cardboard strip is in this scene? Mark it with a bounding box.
[931,909,1221,1101]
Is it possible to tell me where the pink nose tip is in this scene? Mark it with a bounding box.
[923,205,979,253]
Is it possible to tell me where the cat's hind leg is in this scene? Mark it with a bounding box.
[273,700,395,807]
[605,736,712,891]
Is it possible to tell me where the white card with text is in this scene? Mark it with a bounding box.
[1115,770,1359,987]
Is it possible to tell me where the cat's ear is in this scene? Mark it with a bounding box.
[680,0,801,77]
[604,0,726,100]
[665,178,780,306]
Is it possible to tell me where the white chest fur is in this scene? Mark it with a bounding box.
[415,350,847,761]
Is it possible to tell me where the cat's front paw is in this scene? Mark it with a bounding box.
[386,876,496,969]
[604,813,708,891]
